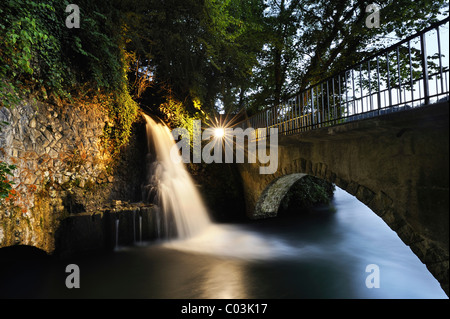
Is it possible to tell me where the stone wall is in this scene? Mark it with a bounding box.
[0,99,147,254]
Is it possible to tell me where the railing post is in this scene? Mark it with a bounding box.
[352,69,356,115]
[326,80,330,125]
[420,32,430,105]
[332,77,336,120]
[368,61,373,111]
[297,94,301,132]
[396,47,402,104]
[386,52,392,108]
[408,41,414,105]
[376,56,382,113]
[338,74,342,119]
[345,71,349,117]
[359,64,364,113]
[311,88,315,127]
[321,83,325,125]
[436,26,444,95]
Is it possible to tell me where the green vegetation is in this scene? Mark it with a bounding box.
[0,0,138,156]
[0,0,447,203]
[0,161,16,201]
[0,0,139,202]
[121,0,448,117]
[0,121,15,202]
[1,0,447,125]
[122,0,266,119]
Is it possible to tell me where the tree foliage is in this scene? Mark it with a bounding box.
[0,0,447,129]
[246,0,448,113]
[120,0,266,118]
[116,0,447,117]
[0,0,138,156]
[0,0,447,205]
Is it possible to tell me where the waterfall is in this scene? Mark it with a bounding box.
[141,113,295,261]
[139,214,143,244]
[133,209,136,244]
[115,218,120,250]
[142,114,211,239]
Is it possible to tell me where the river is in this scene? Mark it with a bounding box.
[0,187,446,299]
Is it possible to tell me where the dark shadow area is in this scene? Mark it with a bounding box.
[0,245,49,261]
[0,245,55,298]
[188,162,247,223]
[278,175,335,217]
[108,115,148,203]
[63,192,86,214]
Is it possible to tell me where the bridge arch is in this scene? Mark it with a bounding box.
[237,103,449,295]
[255,173,306,218]
[253,166,383,221]
[254,171,370,219]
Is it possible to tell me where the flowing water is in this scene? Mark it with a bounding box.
[142,114,211,239]
[0,116,447,299]
[1,188,446,299]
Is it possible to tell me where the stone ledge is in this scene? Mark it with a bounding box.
[55,204,157,258]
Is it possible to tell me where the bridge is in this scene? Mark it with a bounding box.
[234,18,449,295]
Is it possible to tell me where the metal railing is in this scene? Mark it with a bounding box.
[239,17,449,140]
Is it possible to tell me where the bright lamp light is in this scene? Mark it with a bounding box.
[214,127,225,139]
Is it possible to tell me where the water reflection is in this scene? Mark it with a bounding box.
[200,261,248,299]
[163,224,302,261]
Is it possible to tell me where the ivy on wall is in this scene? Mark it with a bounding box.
[0,0,140,203]
[0,161,16,201]
[0,0,138,172]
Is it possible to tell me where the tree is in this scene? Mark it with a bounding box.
[246,0,448,113]
[120,0,266,118]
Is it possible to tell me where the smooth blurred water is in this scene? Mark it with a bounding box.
[0,187,446,299]
[142,114,211,239]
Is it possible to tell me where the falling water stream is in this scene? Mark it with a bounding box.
[139,214,143,244]
[115,219,120,250]
[142,114,211,239]
[141,114,302,260]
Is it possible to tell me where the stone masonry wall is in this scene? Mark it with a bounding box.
[0,98,147,253]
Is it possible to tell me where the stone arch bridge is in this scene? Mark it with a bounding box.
[237,102,449,295]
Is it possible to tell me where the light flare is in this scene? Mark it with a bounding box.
[213,127,225,139]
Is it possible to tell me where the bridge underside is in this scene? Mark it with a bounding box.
[238,101,449,296]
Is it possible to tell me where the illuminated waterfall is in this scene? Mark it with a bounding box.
[142,114,211,239]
